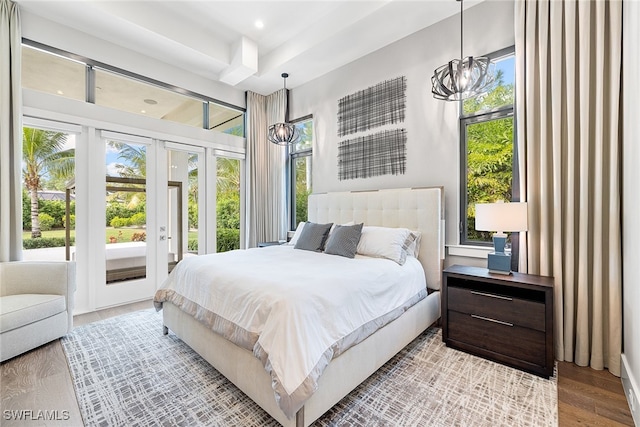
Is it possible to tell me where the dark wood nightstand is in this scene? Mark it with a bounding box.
[442,264,554,378]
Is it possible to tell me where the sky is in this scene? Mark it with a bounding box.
[496,56,515,86]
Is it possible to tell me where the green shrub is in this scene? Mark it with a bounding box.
[188,202,198,230]
[63,214,76,228]
[188,238,198,251]
[217,228,240,253]
[130,212,146,226]
[110,216,131,228]
[23,237,74,249]
[39,200,66,228]
[38,213,55,231]
[22,190,31,229]
[105,202,143,226]
[216,194,240,230]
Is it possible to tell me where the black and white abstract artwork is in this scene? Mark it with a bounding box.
[337,76,406,137]
[338,129,407,181]
[336,76,407,180]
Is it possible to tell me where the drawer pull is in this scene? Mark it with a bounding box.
[470,290,513,301]
[471,314,514,327]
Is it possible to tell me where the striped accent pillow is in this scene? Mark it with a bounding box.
[294,222,333,252]
[324,223,364,258]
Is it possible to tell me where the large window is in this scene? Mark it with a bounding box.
[289,116,313,229]
[22,45,86,102]
[21,126,76,261]
[460,48,516,246]
[21,41,245,135]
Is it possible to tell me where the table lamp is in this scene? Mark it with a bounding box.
[475,201,528,274]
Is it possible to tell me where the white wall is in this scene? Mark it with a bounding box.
[622,0,640,423]
[289,0,514,250]
[20,11,246,109]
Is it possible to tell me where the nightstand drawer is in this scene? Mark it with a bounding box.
[448,286,545,331]
[448,311,546,366]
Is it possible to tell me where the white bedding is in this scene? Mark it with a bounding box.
[154,245,427,418]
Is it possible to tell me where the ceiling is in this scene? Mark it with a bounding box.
[16,0,479,95]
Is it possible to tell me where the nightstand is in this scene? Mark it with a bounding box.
[442,264,554,378]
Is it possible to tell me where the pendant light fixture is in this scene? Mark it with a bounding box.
[431,0,495,101]
[268,73,300,146]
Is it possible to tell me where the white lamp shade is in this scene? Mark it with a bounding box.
[475,202,528,233]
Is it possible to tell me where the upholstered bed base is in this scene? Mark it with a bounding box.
[163,290,440,426]
[161,187,445,425]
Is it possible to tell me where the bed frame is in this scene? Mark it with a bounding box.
[162,187,445,426]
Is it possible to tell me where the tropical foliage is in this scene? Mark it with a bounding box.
[292,120,313,225]
[215,158,241,252]
[22,128,74,238]
[463,70,515,242]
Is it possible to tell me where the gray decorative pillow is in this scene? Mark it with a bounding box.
[294,222,333,252]
[324,223,364,258]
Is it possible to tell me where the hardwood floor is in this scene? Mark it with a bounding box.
[1,300,635,426]
[558,361,635,426]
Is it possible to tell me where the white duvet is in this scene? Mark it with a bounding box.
[154,245,426,419]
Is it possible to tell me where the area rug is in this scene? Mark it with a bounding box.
[61,309,557,426]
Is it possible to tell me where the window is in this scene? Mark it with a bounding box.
[21,40,245,133]
[209,102,245,137]
[22,45,86,102]
[95,69,204,128]
[460,48,516,246]
[289,116,313,229]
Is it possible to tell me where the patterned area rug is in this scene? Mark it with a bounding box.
[61,309,557,426]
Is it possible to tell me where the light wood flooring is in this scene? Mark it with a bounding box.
[1,300,635,426]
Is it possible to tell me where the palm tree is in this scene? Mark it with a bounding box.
[107,141,146,178]
[106,140,147,208]
[216,157,241,194]
[23,128,74,238]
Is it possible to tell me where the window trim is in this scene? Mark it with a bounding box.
[459,108,515,247]
[288,115,313,230]
[459,46,516,249]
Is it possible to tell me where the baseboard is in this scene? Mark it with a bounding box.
[621,353,640,426]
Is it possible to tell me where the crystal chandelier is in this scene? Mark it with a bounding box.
[268,73,300,146]
[431,0,495,101]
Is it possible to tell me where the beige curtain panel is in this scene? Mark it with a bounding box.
[0,0,22,262]
[515,0,623,375]
[245,89,287,248]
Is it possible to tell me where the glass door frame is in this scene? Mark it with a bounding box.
[93,130,156,309]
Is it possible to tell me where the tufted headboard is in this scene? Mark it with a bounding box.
[307,187,445,290]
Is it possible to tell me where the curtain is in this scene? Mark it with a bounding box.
[245,89,287,248]
[0,0,22,262]
[515,0,623,375]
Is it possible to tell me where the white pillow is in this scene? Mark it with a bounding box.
[287,222,306,246]
[356,226,417,265]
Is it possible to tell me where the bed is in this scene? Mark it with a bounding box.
[154,187,444,426]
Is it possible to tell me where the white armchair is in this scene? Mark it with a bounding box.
[0,261,76,362]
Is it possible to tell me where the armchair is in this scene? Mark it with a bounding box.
[0,261,76,362]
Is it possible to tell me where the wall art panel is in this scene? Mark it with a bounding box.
[337,129,407,180]
[337,76,406,137]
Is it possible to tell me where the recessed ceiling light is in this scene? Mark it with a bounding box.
[144,98,158,105]
[141,110,146,114]
[57,90,64,95]
[255,20,264,29]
